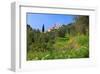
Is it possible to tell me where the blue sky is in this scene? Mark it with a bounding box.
[26,13,75,31]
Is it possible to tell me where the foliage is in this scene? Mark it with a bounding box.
[42,24,45,32]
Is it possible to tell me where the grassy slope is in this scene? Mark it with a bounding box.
[27,34,89,60]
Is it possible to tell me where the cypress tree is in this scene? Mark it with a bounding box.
[42,24,45,32]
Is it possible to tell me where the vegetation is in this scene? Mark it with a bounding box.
[27,16,89,60]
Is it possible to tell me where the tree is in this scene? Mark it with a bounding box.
[74,16,89,35]
[57,25,67,37]
[42,24,45,32]
[27,24,34,51]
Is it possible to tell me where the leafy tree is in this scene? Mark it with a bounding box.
[27,24,34,51]
[74,16,89,35]
[57,25,67,37]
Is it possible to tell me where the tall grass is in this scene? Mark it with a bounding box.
[27,34,89,60]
